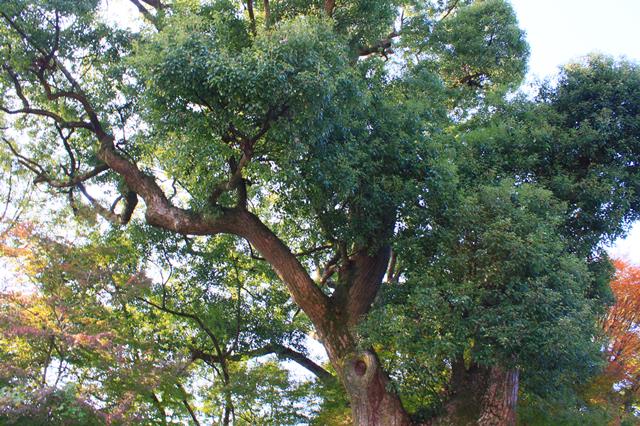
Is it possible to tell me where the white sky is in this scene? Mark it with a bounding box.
[511,0,640,79]
[508,0,640,263]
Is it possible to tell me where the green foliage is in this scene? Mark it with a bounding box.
[0,225,320,424]
[0,384,104,426]
[457,56,640,253]
[429,0,529,92]
[222,361,312,425]
[0,0,639,423]
[518,392,612,426]
[362,181,610,413]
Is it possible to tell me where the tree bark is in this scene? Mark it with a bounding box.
[230,215,411,424]
[320,319,413,426]
[436,361,519,426]
[310,244,412,425]
[477,367,519,426]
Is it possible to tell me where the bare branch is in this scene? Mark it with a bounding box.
[439,0,460,21]
[0,104,93,131]
[0,15,100,132]
[192,344,334,382]
[129,0,159,27]
[177,384,201,426]
[138,297,226,360]
[385,249,397,283]
[43,10,60,66]
[32,164,110,188]
[209,154,251,206]
[320,252,340,285]
[139,0,165,10]
[0,167,13,223]
[2,64,29,107]
[296,244,333,258]
[209,106,288,206]
[2,138,45,176]
[76,183,121,224]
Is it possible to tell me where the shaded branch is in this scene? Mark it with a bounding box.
[324,0,336,17]
[247,240,332,261]
[358,31,399,57]
[75,183,137,225]
[458,71,486,88]
[2,137,46,177]
[0,13,103,133]
[192,344,334,382]
[150,392,167,424]
[385,249,401,283]
[263,0,271,27]
[129,0,160,28]
[0,167,13,223]
[138,297,226,361]
[76,183,120,224]
[439,0,460,21]
[332,246,391,326]
[209,106,288,206]
[177,384,201,426]
[246,0,256,35]
[119,190,138,224]
[209,154,251,206]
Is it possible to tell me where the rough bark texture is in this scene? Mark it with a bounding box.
[435,361,519,426]
[477,367,519,426]
[316,246,413,425]
[321,322,412,426]
[343,350,412,426]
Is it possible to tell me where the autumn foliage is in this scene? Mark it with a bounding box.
[584,259,640,420]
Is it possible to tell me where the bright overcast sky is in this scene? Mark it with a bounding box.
[508,0,640,262]
[511,0,640,78]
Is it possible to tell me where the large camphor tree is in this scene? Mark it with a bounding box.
[1,0,639,424]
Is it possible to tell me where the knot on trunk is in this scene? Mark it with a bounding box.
[344,350,377,387]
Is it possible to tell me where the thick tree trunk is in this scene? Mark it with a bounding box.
[477,367,519,426]
[436,361,519,426]
[343,350,412,426]
[320,320,413,426]
[295,244,412,425]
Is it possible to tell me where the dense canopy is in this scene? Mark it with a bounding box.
[0,0,639,424]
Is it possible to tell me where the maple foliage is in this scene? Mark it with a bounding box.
[0,225,168,424]
[0,223,326,425]
[582,259,640,421]
[604,260,640,380]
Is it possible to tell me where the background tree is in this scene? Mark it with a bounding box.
[0,224,332,424]
[361,56,639,424]
[579,259,640,425]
